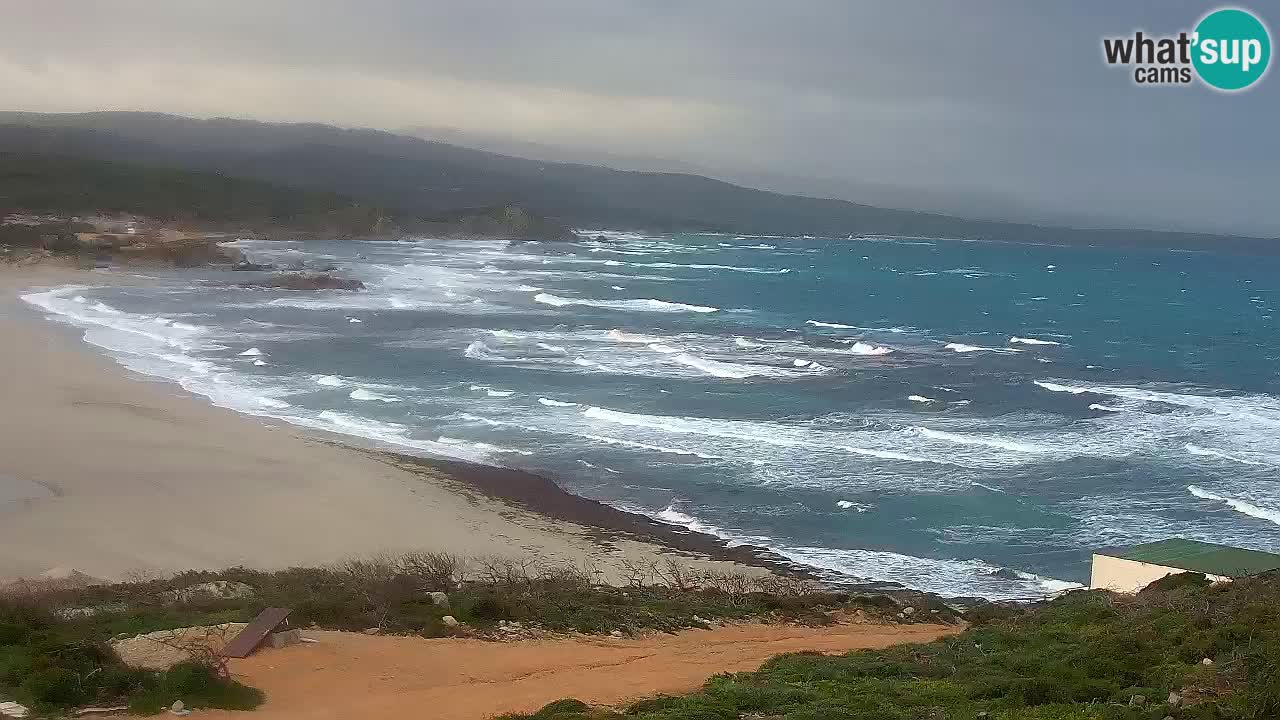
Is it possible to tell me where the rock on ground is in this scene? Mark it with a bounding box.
[110,623,247,670]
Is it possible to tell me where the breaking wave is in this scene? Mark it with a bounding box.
[1188,485,1280,526]
[534,293,719,313]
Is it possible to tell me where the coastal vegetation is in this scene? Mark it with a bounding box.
[505,572,1280,720]
[5,559,1280,718]
[0,553,930,716]
[0,151,575,244]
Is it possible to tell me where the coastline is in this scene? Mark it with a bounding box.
[0,266,778,585]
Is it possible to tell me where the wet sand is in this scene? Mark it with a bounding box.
[0,267,770,584]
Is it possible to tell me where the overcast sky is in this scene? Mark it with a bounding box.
[1,1,1276,235]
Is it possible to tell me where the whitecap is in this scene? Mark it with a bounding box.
[350,388,402,403]
[1188,485,1280,526]
[535,293,719,313]
[606,329,665,344]
[910,427,1048,454]
[848,341,893,356]
[252,359,267,367]
[238,347,264,356]
[536,342,568,354]
[944,342,1016,353]
[1009,336,1061,346]
[314,375,344,387]
[538,397,577,407]
[908,395,935,403]
[1185,443,1262,466]
[1088,403,1123,412]
[734,337,765,349]
[806,319,857,329]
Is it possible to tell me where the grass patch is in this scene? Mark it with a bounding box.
[500,572,1280,719]
[0,602,261,715]
[2,553,922,715]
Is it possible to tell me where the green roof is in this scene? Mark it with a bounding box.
[1107,539,1280,577]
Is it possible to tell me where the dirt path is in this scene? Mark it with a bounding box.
[198,622,960,719]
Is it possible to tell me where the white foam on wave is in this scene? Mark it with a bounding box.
[538,397,577,407]
[908,395,935,403]
[1188,485,1280,526]
[350,388,402,403]
[651,502,1081,599]
[581,433,723,460]
[464,341,514,362]
[1088,403,1123,412]
[606,329,665,344]
[253,359,267,366]
[945,342,1018,354]
[847,342,894,356]
[580,405,961,468]
[670,353,790,379]
[437,436,533,456]
[314,375,345,387]
[487,389,514,398]
[648,343,681,354]
[1035,381,1087,394]
[534,293,719,313]
[537,342,567,354]
[1009,336,1061,346]
[734,337,765,349]
[806,319,857,329]
[238,347,264,356]
[1185,444,1262,466]
[836,500,871,512]
[910,427,1049,454]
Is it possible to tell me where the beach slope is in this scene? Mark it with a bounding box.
[0,268,761,583]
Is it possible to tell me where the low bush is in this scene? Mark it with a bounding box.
[501,573,1280,719]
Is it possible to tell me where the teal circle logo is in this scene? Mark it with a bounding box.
[1193,8,1271,91]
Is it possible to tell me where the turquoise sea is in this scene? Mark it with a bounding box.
[23,232,1280,599]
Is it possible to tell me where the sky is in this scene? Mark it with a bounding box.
[1,1,1276,235]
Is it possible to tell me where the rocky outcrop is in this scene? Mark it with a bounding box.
[167,580,257,603]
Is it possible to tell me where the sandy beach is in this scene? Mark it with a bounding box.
[0,266,767,584]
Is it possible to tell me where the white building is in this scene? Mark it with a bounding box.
[1090,538,1280,594]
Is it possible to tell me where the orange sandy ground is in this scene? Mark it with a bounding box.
[197,622,960,720]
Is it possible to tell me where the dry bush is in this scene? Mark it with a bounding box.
[654,558,701,592]
[397,551,466,592]
[702,570,753,599]
[618,559,658,588]
[536,564,592,589]
[475,555,538,588]
[147,625,237,678]
[753,573,818,597]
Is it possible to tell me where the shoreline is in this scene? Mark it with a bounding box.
[0,265,794,586]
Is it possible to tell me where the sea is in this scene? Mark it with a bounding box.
[20,231,1280,600]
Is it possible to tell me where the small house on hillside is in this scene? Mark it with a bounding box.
[1091,538,1280,593]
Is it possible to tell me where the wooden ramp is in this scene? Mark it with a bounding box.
[221,607,292,658]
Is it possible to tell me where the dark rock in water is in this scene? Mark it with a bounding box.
[989,568,1023,581]
[236,272,364,291]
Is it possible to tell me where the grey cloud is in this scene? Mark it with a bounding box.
[1,0,1276,234]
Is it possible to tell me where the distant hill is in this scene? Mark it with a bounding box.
[0,152,367,227]
[0,111,1273,253]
